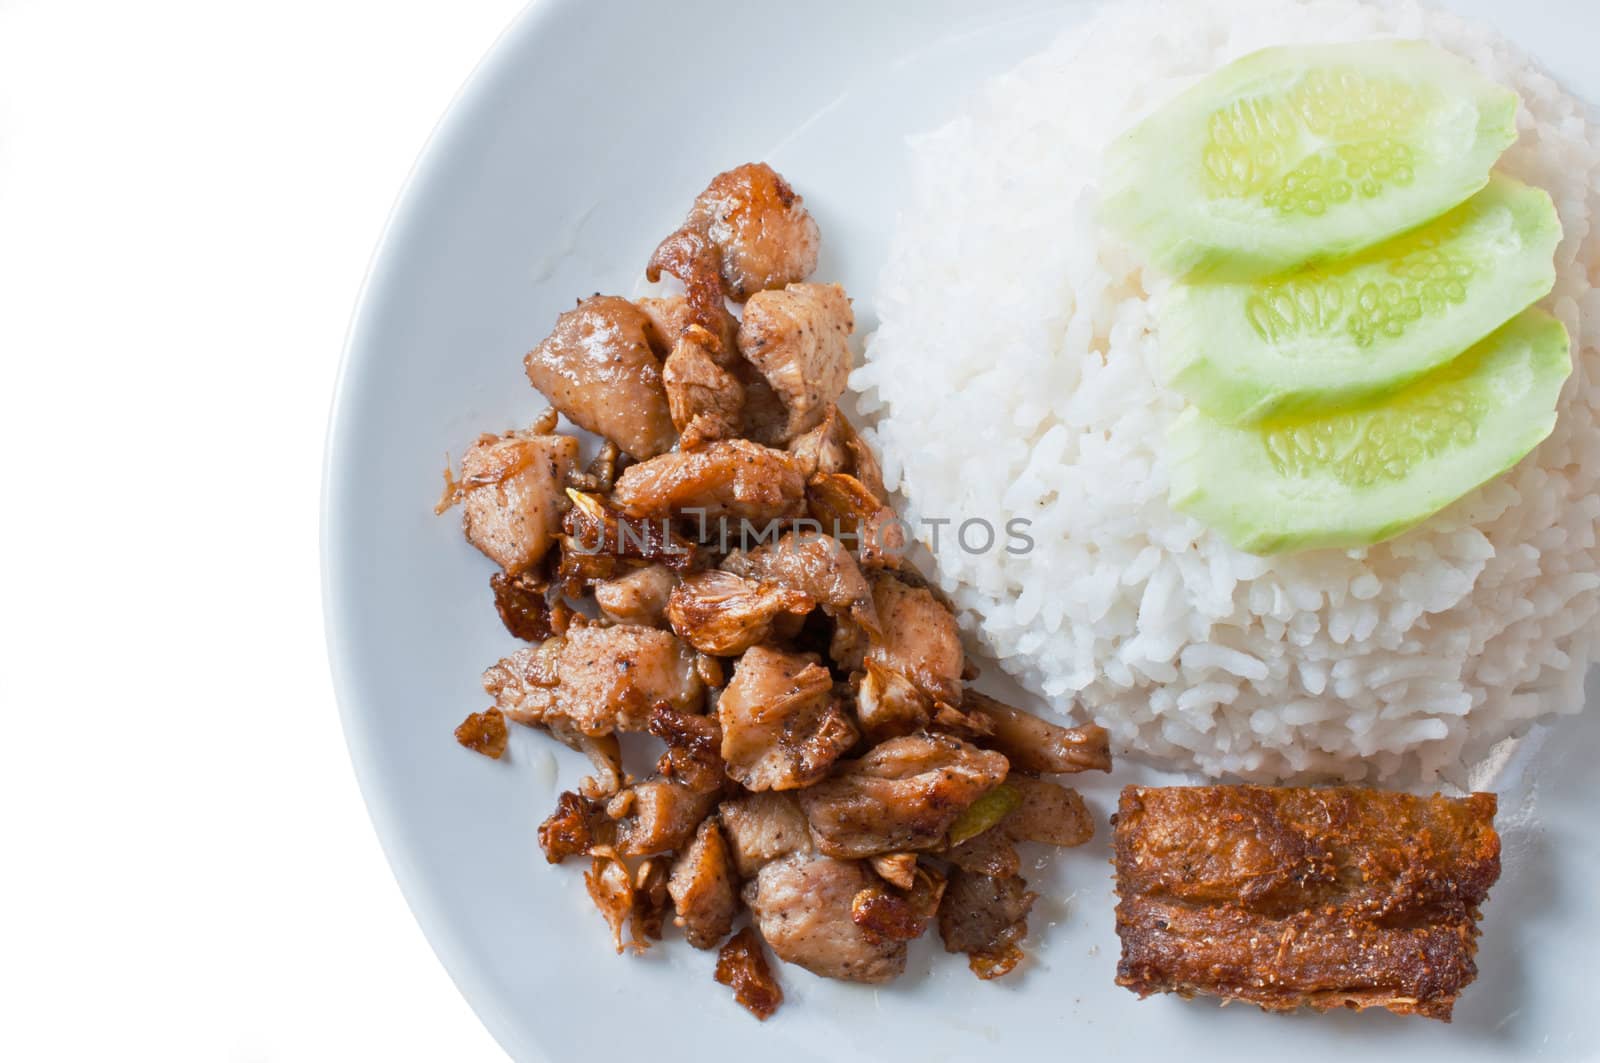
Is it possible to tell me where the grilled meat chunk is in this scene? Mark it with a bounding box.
[718,791,813,879]
[1002,775,1095,848]
[721,530,877,633]
[610,776,720,857]
[938,869,1036,980]
[610,439,806,524]
[648,162,820,304]
[798,733,1009,858]
[866,574,964,702]
[445,429,579,575]
[648,702,726,795]
[717,646,859,791]
[636,291,736,361]
[856,660,930,742]
[962,690,1111,774]
[787,406,886,501]
[561,489,699,579]
[804,471,906,569]
[857,574,964,740]
[539,790,613,863]
[716,927,784,1020]
[1112,786,1501,1021]
[666,570,813,656]
[481,622,703,736]
[743,854,906,983]
[945,828,1022,879]
[668,818,738,949]
[523,295,676,459]
[594,564,678,628]
[736,283,853,443]
[663,326,745,449]
[490,571,569,642]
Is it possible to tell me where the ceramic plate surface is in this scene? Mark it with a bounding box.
[323,2,1600,1058]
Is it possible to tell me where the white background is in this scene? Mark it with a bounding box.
[0,1,521,1057]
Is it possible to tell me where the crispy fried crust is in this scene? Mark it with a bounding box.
[715,927,784,1020]
[649,702,727,795]
[1112,785,1500,1021]
[453,708,509,759]
[537,790,611,863]
[490,571,569,642]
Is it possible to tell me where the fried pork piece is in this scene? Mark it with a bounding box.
[961,690,1111,774]
[482,622,703,736]
[1113,786,1501,1021]
[1002,775,1094,848]
[538,790,613,863]
[636,294,701,357]
[851,864,945,943]
[648,702,726,794]
[610,438,806,524]
[717,646,859,791]
[585,850,641,954]
[567,439,621,494]
[454,708,509,759]
[561,489,698,581]
[805,470,907,569]
[716,927,784,1020]
[787,406,886,500]
[444,429,579,575]
[665,570,813,656]
[648,162,820,304]
[857,573,965,740]
[945,827,1021,879]
[721,530,878,633]
[490,571,570,642]
[733,363,795,447]
[718,791,813,878]
[583,849,671,954]
[867,574,964,701]
[938,869,1036,980]
[744,854,907,983]
[798,733,1009,858]
[736,283,853,442]
[668,818,738,949]
[524,295,677,459]
[632,858,673,942]
[609,776,720,858]
[594,564,677,627]
[663,326,745,449]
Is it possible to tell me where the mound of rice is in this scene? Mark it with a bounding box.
[852,0,1600,781]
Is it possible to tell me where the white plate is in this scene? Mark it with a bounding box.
[322,2,1600,1059]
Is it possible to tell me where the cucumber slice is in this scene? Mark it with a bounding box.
[1168,310,1571,554]
[1161,175,1561,423]
[1103,40,1520,278]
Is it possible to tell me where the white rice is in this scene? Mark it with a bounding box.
[852,0,1600,781]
